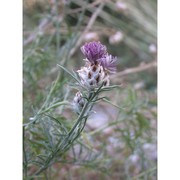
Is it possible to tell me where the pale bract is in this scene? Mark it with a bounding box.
[77,63,109,90]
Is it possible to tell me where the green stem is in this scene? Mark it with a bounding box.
[39,101,69,115]
[23,73,61,127]
[68,93,92,137]
[35,92,95,176]
[34,83,105,176]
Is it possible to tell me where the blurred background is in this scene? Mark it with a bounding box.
[23,0,157,179]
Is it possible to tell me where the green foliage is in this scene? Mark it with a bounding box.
[23,0,157,179]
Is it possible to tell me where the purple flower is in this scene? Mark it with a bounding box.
[97,54,117,73]
[81,41,107,64]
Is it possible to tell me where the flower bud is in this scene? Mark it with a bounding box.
[73,92,85,114]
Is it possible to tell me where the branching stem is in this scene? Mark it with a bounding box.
[34,85,103,176]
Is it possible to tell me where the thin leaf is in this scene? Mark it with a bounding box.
[57,64,80,84]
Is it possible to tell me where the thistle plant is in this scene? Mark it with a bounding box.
[54,41,118,158]
[23,0,157,178]
[23,41,118,177]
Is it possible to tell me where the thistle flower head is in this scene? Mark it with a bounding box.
[79,41,117,89]
[97,54,117,73]
[80,41,107,64]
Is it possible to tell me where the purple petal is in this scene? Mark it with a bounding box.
[81,41,107,64]
[98,54,117,73]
